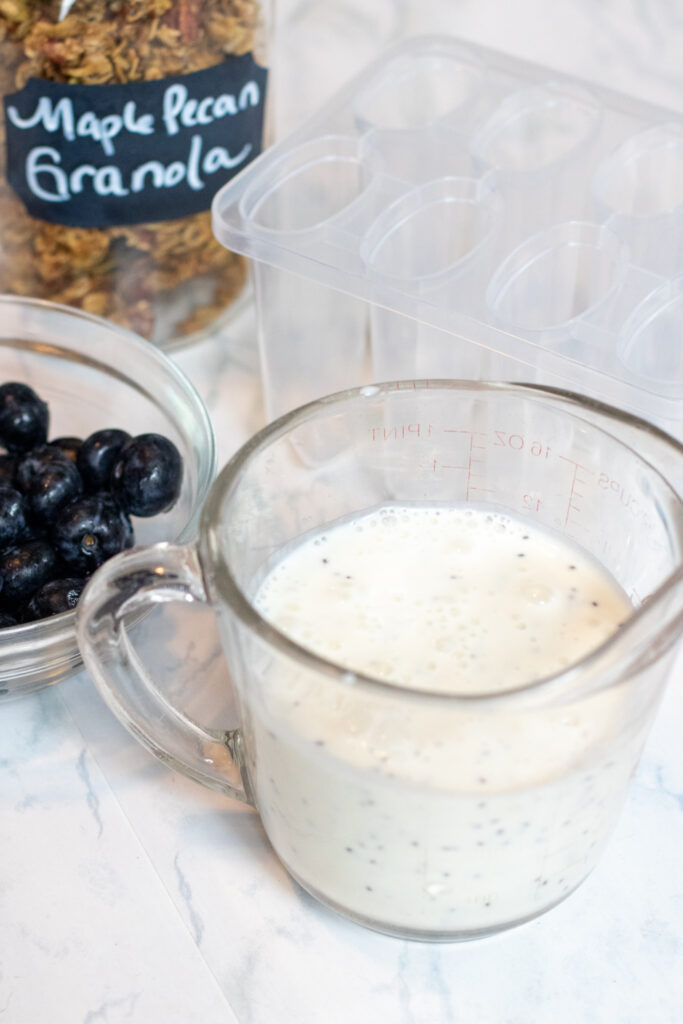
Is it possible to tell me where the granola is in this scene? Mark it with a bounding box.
[0,0,266,343]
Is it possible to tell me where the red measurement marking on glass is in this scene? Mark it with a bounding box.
[559,456,594,529]
[466,430,496,502]
[441,429,495,501]
[369,423,433,441]
[493,431,552,458]
[522,493,543,513]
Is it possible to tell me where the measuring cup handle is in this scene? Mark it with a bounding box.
[76,542,253,804]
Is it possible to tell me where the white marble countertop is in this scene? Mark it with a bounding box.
[2,3,683,1022]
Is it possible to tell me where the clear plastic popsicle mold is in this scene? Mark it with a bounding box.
[212,35,683,437]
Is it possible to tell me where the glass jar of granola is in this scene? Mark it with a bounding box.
[0,0,271,346]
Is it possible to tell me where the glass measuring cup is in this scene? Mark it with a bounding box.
[76,381,683,941]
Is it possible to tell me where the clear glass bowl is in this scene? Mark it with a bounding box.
[0,296,216,701]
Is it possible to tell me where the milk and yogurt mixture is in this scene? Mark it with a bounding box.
[246,505,640,935]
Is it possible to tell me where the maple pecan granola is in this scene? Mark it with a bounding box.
[0,0,267,343]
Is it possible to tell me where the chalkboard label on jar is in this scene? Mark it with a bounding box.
[3,54,268,228]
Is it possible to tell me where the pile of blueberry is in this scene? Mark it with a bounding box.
[0,381,183,626]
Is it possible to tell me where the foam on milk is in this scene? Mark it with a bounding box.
[255,505,630,695]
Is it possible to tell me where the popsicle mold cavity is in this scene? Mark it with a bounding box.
[471,83,602,174]
[353,46,484,132]
[592,124,683,218]
[361,177,499,282]
[239,135,365,233]
[620,276,683,385]
[487,222,626,332]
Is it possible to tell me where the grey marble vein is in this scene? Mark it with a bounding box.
[655,765,683,813]
[82,993,141,1023]
[174,851,205,947]
[76,749,104,839]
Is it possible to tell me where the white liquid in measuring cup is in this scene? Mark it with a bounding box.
[256,505,630,693]
[249,505,641,936]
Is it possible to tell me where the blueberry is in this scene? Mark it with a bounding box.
[0,539,58,605]
[16,445,83,524]
[110,433,182,517]
[0,611,17,627]
[0,382,49,452]
[19,518,47,543]
[77,428,130,492]
[51,436,82,464]
[22,577,86,621]
[51,494,134,574]
[0,486,28,547]
[0,454,17,487]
